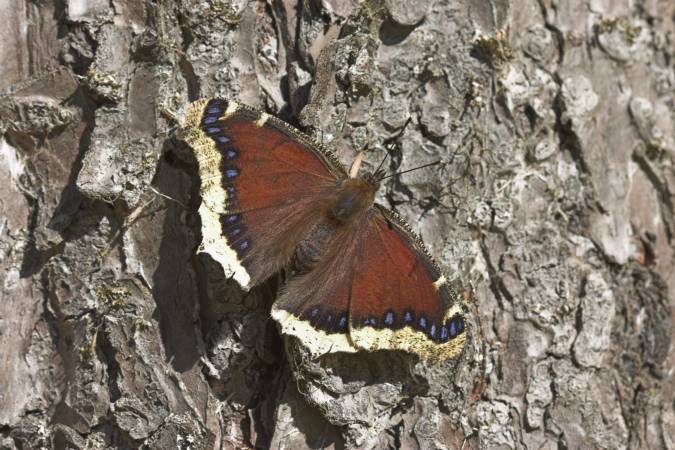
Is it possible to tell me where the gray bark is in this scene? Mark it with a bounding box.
[0,0,673,449]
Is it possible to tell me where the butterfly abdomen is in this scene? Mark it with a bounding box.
[292,221,334,274]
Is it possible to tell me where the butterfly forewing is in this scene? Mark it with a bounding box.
[183,98,345,289]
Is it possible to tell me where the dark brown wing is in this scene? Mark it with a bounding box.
[182,98,346,290]
[271,206,467,361]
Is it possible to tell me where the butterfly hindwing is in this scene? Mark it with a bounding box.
[272,207,467,361]
[182,98,346,290]
[348,207,466,360]
[271,224,359,355]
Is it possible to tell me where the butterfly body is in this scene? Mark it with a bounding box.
[328,177,377,224]
[292,221,334,274]
[182,98,468,361]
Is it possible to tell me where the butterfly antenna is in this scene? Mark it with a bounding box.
[384,117,413,142]
[374,150,389,175]
[353,118,414,179]
[378,160,442,181]
[381,117,413,151]
[376,117,414,178]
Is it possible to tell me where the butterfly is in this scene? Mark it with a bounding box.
[181,98,467,361]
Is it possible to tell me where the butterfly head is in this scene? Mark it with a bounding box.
[330,177,377,223]
[362,170,385,190]
[348,152,385,191]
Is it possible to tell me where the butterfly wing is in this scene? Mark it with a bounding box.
[271,224,360,356]
[182,98,346,290]
[349,206,467,359]
[272,206,467,361]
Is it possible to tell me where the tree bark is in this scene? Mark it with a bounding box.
[0,0,673,449]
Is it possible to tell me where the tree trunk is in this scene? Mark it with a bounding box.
[1,0,673,449]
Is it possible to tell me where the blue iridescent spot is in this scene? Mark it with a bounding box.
[225,168,239,178]
[203,115,218,125]
[239,240,250,251]
[449,319,457,337]
[217,136,231,145]
[227,227,241,237]
[206,106,221,114]
[206,127,220,134]
[419,316,427,329]
[325,314,333,323]
[226,186,236,195]
[384,311,395,326]
[455,317,464,334]
[225,149,238,160]
[430,324,437,338]
[224,214,239,224]
[338,315,348,330]
[404,311,414,323]
[310,307,320,317]
[440,326,449,340]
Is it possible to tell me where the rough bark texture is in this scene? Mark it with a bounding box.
[0,0,673,449]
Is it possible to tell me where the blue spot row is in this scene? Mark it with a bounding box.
[219,211,250,257]
[201,101,222,127]
[202,103,222,128]
[201,101,250,260]
[201,101,240,166]
[353,309,465,343]
[300,307,349,333]
[295,305,466,343]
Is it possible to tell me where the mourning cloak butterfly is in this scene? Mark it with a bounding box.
[182,98,467,361]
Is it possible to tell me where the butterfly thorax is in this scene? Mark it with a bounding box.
[291,178,375,274]
[328,177,377,224]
